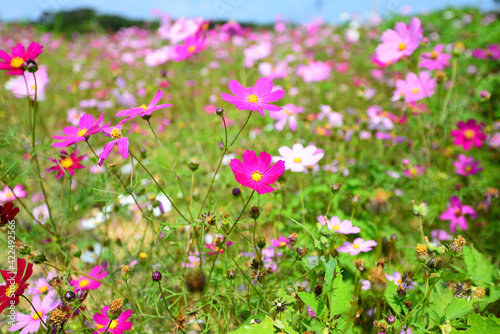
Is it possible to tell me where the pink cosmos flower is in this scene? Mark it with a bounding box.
[0,184,27,203]
[0,42,43,75]
[92,306,133,334]
[229,150,285,194]
[403,165,426,178]
[386,272,417,290]
[271,236,289,248]
[46,149,86,179]
[269,104,303,132]
[419,44,451,70]
[392,72,436,103]
[274,143,324,172]
[98,125,129,167]
[6,65,49,101]
[70,265,108,291]
[337,238,377,256]
[220,78,285,116]
[454,154,483,176]
[318,105,343,127]
[317,216,361,234]
[116,90,173,125]
[451,119,487,151]
[9,291,58,334]
[439,197,477,233]
[472,44,500,60]
[172,34,205,61]
[52,113,108,148]
[296,61,331,82]
[307,306,316,318]
[27,273,55,295]
[375,17,423,64]
[205,239,235,256]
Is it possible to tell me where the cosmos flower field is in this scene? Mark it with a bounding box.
[0,7,499,334]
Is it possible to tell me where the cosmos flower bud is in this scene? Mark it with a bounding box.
[15,240,30,255]
[427,256,443,270]
[480,90,490,100]
[296,247,308,259]
[249,206,260,219]
[227,269,236,280]
[416,243,428,262]
[412,200,428,217]
[120,265,131,281]
[216,107,224,116]
[152,271,162,282]
[331,183,342,194]
[257,236,266,249]
[453,42,465,56]
[386,314,396,324]
[70,243,81,258]
[352,194,361,204]
[160,70,167,77]
[64,291,76,302]
[232,187,241,196]
[25,59,38,73]
[187,157,199,171]
[31,250,47,264]
[354,259,365,271]
[449,235,466,255]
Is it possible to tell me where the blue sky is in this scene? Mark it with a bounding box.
[1,0,497,23]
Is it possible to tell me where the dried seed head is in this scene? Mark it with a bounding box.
[354,259,365,271]
[49,309,67,326]
[108,299,123,319]
[450,235,466,254]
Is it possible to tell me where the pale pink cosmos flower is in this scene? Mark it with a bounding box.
[297,61,331,82]
[318,105,343,127]
[386,272,417,289]
[419,44,451,70]
[116,90,173,125]
[0,184,27,203]
[375,17,423,64]
[9,291,59,334]
[392,71,436,103]
[269,103,303,132]
[6,65,49,101]
[454,154,483,176]
[67,108,84,126]
[220,77,285,116]
[337,238,377,256]
[317,216,361,234]
[274,143,324,172]
[98,125,129,167]
[439,197,477,233]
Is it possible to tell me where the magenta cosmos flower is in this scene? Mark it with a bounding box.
[172,35,205,61]
[403,165,426,179]
[205,239,235,256]
[269,103,304,132]
[375,17,422,64]
[0,184,27,203]
[451,119,487,151]
[472,44,500,60]
[392,72,436,103]
[0,42,43,76]
[98,125,129,167]
[220,77,285,116]
[337,238,377,256]
[454,154,483,176]
[70,265,108,291]
[419,44,451,70]
[439,197,477,233]
[317,216,361,234]
[274,143,324,172]
[271,236,289,247]
[230,150,285,194]
[93,306,133,334]
[46,149,87,179]
[52,113,108,148]
[116,90,172,125]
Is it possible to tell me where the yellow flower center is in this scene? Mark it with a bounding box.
[60,157,73,169]
[410,167,418,176]
[188,45,196,53]
[111,128,123,140]
[5,283,18,297]
[10,57,24,68]
[39,285,48,293]
[294,157,302,163]
[247,94,258,103]
[464,129,475,140]
[431,51,438,59]
[77,128,87,137]
[6,191,14,199]
[251,171,263,182]
[139,252,147,259]
[139,104,148,111]
[465,166,472,172]
[352,244,360,249]
[32,311,43,320]
[397,278,403,285]
[398,43,406,51]
[332,224,340,231]
[412,88,419,94]
[109,320,118,329]
[283,109,293,116]
[79,279,90,288]
[280,241,287,247]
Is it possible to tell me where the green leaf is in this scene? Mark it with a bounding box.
[465,313,500,333]
[230,315,275,334]
[463,244,497,285]
[384,284,405,315]
[444,298,474,321]
[330,274,352,315]
[322,257,337,288]
[297,291,319,315]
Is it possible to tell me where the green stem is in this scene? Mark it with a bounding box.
[157,281,176,319]
[418,216,425,244]
[125,281,147,333]
[440,57,458,122]
[298,173,305,225]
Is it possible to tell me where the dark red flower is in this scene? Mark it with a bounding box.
[0,258,33,314]
[0,202,19,227]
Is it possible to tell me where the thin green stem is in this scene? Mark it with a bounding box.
[125,281,147,334]
[440,57,458,121]
[157,281,176,319]
[298,173,305,225]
